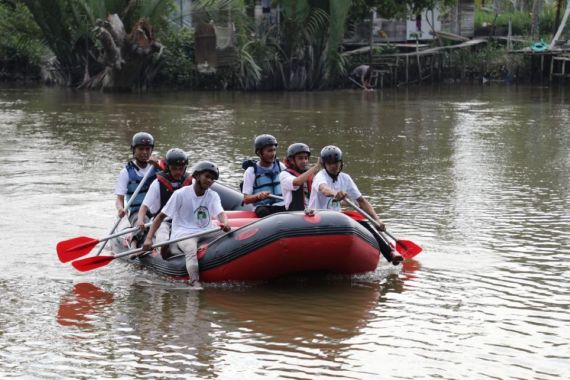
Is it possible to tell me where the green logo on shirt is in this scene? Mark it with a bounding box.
[195,206,210,228]
[328,198,341,211]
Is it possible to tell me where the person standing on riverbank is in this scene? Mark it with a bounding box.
[115,132,161,227]
[279,143,321,211]
[308,145,402,265]
[350,64,372,90]
[242,134,286,217]
[143,161,231,287]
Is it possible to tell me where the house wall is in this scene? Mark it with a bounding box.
[376,8,442,42]
[441,0,475,37]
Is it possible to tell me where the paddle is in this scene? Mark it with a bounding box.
[57,221,153,263]
[216,181,285,202]
[349,76,366,89]
[94,164,156,256]
[343,198,422,259]
[71,227,220,272]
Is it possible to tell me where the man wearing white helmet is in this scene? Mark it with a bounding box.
[143,161,231,287]
[309,145,403,265]
[136,148,192,257]
[115,132,161,227]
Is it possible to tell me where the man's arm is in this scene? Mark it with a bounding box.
[243,192,270,204]
[116,195,126,217]
[136,205,150,230]
[142,212,167,250]
[292,162,321,187]
[217,212,231,232]
[318,183,347,201]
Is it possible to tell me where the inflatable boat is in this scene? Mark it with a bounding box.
[106,182,386,281]
[111,209,381,282]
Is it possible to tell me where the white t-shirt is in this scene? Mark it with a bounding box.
[161,185,223,239]
[115,162,155,196]
[141,177,191,215]
[242,161,286,206]
[308,170,362,211]
[279,170,309,210]
[141,179,161,214]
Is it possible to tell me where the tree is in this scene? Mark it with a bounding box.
[22,0,174,90]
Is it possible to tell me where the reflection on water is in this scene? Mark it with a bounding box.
[0,85,569,378]
[49,280,399,378]
[57,283,114,329]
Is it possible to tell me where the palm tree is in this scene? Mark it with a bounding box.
[22,0,174,90]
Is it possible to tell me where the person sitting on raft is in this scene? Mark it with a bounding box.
[136,148,193,257]
[115,132,161,227]
[278,143,321,211]
[143,161,231,287]
[242,134,286,217]
[308,145,403,265]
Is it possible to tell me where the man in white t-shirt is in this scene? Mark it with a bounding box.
[115,132,161,227]
[143,161,231,287]
[136,148,193,257]
[279,143,321,211]
[242,134,286,217]
[308,145,403,265]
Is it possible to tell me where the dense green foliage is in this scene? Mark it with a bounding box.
[20,0,175,86]
[2,0,564,89]
[156,26,196,86]
[474,4,560,37]
[0,1,47,80]
[349,0,455,19]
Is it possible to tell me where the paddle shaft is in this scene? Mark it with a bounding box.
[95,165,155,255]
[98,221,153,243]
[349,76,366,89]
[112,228,219,260]
[216,181,285,202]
[343,198,383,230]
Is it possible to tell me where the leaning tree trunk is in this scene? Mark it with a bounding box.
[530,0,542,40]
[81,14,163,91]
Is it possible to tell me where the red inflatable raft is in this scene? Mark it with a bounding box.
[108,183,384,282]
[111,209,382,282]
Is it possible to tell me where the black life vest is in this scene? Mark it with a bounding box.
[284,167,312,211]
[156,171,193,214]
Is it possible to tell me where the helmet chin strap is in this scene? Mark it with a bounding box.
[288,157,307,173]
[325,161,343,182]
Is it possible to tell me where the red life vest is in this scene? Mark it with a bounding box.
[156,172,193,214]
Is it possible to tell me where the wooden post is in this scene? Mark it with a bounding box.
[369,9,374,62]
[416,38,422,82]
[406,55,409,84]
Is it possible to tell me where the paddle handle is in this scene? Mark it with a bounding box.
[95,165,155,255]
[99,221,153,243]
[113,227,220,259]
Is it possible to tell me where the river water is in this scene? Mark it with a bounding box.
[0,85,568,379]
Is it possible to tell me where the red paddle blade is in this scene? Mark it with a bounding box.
[395,239,422,259]
[57,237,99,263]
[71,255,115,272]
